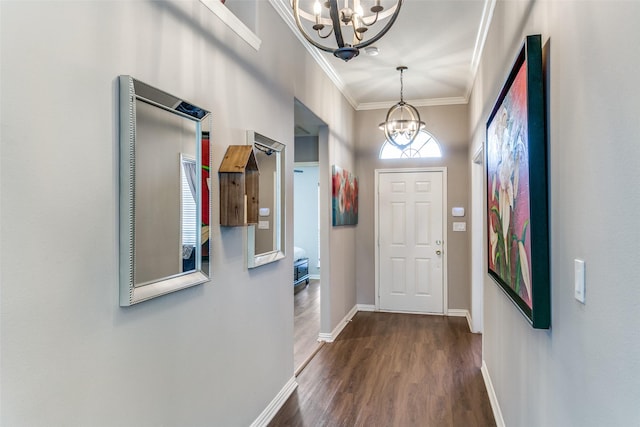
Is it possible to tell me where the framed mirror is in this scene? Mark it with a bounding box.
[119,76,211,306]
[247,131,286,268]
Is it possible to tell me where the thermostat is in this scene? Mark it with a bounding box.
[452,207,465,217]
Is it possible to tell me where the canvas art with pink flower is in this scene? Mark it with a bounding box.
[487,61,533,308]
[486,35,549,328]
[332,165,358,226]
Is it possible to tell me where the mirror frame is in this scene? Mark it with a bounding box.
[119,75,211,306]
[247,131,286,268]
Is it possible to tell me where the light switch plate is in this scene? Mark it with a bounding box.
[453,222,466,232]
[574,259,586,304]
[258,220,269,229]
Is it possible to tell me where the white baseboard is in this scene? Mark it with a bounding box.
[309,274,320,280]
[318,304,358,342]
[356,304,376,312]
[447,309,473,332]
[250,376,298,427]
[481,360,506,427]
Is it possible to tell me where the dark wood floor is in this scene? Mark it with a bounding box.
[294,279,321,370]
[271,311,496,427]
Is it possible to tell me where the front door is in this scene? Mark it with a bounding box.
[377,170,445,313]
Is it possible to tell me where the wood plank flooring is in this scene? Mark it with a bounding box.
[271,312,496,427]
[294,279,321,370]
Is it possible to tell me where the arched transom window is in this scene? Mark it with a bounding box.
[379,130,443,159]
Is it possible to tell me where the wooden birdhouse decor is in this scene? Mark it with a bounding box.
[219,145,259,226]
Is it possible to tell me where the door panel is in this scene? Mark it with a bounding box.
[378,171,444,313]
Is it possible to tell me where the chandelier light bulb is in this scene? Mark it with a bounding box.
[293,0,403,61]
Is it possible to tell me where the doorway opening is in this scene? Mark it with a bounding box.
[470,146,484,333]
[293,100,327,373]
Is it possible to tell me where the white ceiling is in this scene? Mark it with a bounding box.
[272,0,495,111]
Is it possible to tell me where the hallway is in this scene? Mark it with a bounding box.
[294,279,322,370]
[271,312,495,426]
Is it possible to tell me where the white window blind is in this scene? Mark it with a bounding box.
[181,158,197,247]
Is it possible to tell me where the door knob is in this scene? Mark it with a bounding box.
[436,250,442,255]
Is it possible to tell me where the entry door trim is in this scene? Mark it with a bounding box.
[374,167,448,313]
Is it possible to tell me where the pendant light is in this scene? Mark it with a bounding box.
[379,66,425,149]
[292,0,403,61]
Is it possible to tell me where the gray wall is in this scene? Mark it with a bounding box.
[354,105,471,310]
[0,1,357,426]
[294,135,319,162]
[469,1,640,425]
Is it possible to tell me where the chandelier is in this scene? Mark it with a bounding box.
[379,66,425,149]
[292,0,403,61]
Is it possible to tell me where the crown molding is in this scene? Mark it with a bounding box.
[270,0,495,111]
[268,0,359,110]
[466,0,497,99]
[357,96,469,111]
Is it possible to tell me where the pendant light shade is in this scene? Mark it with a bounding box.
[379,66,425,149]
[292,0,403,61]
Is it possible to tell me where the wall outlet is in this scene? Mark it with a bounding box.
[574,259,586,304]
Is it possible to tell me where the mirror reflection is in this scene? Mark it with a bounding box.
[247,131,285,268]
[180,155,198,273]
[119,76,210,306]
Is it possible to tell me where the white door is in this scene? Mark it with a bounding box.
[377,170,445,313]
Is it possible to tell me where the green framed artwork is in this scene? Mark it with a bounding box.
[486,35,550,329]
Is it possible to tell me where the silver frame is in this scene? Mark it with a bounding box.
[119,75,211,306]
[246,131,286,269]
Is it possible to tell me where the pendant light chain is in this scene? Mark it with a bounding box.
[399,68,404,103]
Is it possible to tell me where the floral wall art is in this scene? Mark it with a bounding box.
[487,59,531,304]
[486,35,550,329]
[332,165,358,226]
